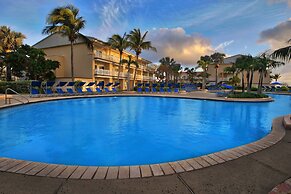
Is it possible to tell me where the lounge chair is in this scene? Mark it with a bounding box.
[76,88,85,95]
[43,81,55,96]
[44,88,54,95]
[56,88,66,95]
[174,88,179,93]
[159,88,165,93]
[104,88,112,93]
[112,88,118,93]
[137,88,142,93]
[167,88,172,93]
[145,88,150,93]
[86,87,94,94]
[96,88,103,94]
[152,88,157,93]
[67,88,75,95]
[30,81,42,97]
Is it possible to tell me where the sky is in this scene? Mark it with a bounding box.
[0,0,290,82]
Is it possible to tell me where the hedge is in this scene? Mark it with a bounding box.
[0,81,31,94]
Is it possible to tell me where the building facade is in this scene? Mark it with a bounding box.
[34,33,156,90]
[207,55,271,86]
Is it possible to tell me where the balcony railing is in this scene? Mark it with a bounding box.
[95,53,120,63]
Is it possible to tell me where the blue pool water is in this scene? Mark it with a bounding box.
[0,95,290,166]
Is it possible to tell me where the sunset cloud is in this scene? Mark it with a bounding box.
[142,27,214,65]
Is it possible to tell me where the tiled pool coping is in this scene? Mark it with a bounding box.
[0,94,284,180]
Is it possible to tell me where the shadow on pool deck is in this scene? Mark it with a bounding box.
[0,118,290,194]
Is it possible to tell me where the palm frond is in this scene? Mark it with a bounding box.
[271,46,291,61]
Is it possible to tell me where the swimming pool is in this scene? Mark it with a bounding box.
[0,95,290,166]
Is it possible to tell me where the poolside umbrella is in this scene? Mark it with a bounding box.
[271,81,282,85]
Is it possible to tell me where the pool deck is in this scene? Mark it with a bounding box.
[0,92,290,193]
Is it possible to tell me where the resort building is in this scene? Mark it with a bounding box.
[34,33,156,90]
[207,54,271,86]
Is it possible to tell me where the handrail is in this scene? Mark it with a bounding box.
[5,88,30,104]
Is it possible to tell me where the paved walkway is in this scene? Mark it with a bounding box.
[0,92,289,193]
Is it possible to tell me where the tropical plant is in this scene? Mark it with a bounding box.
[121,55,137,91]
[184,67,197,83]
[256,53,284,94]
[5,45,60,80]
[127,28,156,88]
[272,39,291,61]
[270,73,281,82]
[108,33,129,82]
[224,65,240,86]
[210,52,225,85]
[43,5,92,81]
[197,55,212,90]
[158,57,176,83]
[0,26,26,81]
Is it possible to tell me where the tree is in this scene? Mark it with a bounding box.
[127,28,156,88]
[233,55,254,92]
[272,39,291,61]
[5,45,60,80]
[158,57,176,83]
[270,73,281,81]
[210,52,225,85]
[184,67,196,83]
[108,33,128,83]
[121,55,137,91]
[43,5,91,81]
[0,26,26,81]
[197,55,212,90]
[224,65,240,86]
[256,53,284,94]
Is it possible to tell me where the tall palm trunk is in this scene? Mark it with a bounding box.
[117,51,122,82]
[246,70,251,93]
[258,70,264,94]
[241,71,245,93]
[215,67,218,85]
[250,70,254,89]
[202,70,206,90]
[132,54,139,89]
[127,65,130,91]
[4,51,12,81]
[70,41,74,81]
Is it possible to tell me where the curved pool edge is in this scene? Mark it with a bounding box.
[0,93,285,179]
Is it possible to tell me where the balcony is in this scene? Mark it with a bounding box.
[94,52,120,63]
[95,69,128,78]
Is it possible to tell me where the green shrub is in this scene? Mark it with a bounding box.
[281,86,288,91]
[0,81,31,94]
[227,92,269,98]
[251,87,258,91]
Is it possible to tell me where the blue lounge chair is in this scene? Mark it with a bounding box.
[145,88,150,93]
[96,88,102,94]
[44,88,54,95]
[152,88,157,92]
[86,88,94,94]
[174,88,179,93]
[137,88,142,93]
[105,88,112,93]
[159,88,165,93]
[76,88,84,95]
[112,88,118,93]
[56,88,65,95]
[30,81,42,97]
[56,82,67,87]
[67,88,75,95]
[167,88,172,93]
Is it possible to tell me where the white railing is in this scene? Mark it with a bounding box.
[95,69,111,76]
[95,53,119,63]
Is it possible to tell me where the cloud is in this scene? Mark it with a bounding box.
[259,19,291,84]
[141,27,214,65]
[258,19,291,49]
[267,0,291,7]
[215,40,234,52]
[94,0,142,40]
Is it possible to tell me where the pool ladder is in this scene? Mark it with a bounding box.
[5,88,29,104]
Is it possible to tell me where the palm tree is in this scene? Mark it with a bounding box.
[127,28,156,88]
[210,52,225,85]
[272,39,291,61]
[159,57,176,83]
[43,5,89,81]
[108,33,128,83]
[270,73,281,81]
[121,55,137,91]
[256,53,284,94]
[197,55,212,90]
[0,26,26,81]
